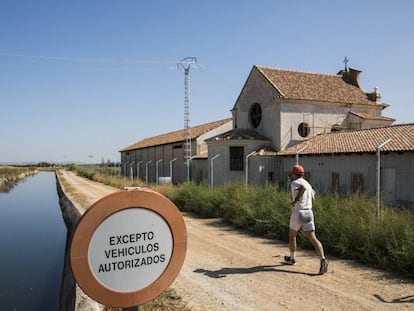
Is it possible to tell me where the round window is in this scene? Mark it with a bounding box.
[249,103,262,128]
[331,124,341,132]
[298,122,310,137]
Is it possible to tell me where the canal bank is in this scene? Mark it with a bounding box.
[0,168,38,191]
[56,170,116,311]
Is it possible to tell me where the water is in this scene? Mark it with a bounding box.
[0,172,66,311]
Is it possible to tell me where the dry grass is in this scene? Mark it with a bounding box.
[103,288,190,311]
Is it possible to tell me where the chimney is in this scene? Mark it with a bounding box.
[367,87,382,103]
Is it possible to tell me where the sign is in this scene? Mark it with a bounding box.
[70,188,187,308]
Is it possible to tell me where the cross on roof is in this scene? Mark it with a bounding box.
[343,56,349,71]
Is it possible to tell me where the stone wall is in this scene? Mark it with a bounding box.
[55,174,103,311]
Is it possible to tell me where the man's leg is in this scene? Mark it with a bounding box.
[289,228,298,255]
[305,230,328,274]
[284,228,298,264]
[304,230,325,258]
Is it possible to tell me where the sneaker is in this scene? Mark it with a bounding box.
[284,256,296,265]
[319,258,328,275]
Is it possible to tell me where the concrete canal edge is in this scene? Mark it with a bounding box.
[55,173,104,311]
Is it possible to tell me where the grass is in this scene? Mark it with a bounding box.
[0,166,37,191]
[103,289,190,311]
[0,166,36,179]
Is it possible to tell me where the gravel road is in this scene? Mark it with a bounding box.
[58,170,414,310]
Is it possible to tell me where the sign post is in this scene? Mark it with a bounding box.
[70,188,187,308]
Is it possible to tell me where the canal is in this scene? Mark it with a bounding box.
[0,171,67,310]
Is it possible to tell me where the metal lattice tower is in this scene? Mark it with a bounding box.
[177,57,197,181]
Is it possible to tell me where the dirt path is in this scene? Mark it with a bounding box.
[58,170,414,310]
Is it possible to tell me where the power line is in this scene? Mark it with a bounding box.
[0,52,176,65]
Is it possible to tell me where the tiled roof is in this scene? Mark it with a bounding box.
[254,144,278,156]
[120,118,232,152]
[206,128,271,142]
[349,111,395,121]
[192,150,208,159]
[255,65,378,105]
[277,124,414,155]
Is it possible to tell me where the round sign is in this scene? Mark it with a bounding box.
[88,208,173,292]
[70,188,187,307]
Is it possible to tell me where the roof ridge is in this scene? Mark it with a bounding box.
[341,122,414,134]
[255,65,340,78]
[312,123,413,138]
[279,123,414,155]
[119,118,232,152]
[349,111,396,121]
[146,118,232,139]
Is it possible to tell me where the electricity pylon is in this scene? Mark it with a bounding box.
[177,57,197,182]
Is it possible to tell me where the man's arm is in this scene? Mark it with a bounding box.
[291,185,305,205]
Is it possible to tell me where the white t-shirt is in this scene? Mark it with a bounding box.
[291,177,315,210]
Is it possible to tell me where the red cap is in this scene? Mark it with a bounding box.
[292,165,305,175]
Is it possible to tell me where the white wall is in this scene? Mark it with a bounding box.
[207,140,271,186]
[278,152,414,205]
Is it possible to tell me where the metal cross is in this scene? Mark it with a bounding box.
[343,56,349,71]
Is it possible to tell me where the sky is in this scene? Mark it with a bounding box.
[1,0,413,164]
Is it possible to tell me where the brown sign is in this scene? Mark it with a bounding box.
[70,188,187,307]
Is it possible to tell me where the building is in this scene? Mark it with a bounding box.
[206,65,394,186]
[120,64,413,205]
[277,124,414,205]
[119,119,232,183]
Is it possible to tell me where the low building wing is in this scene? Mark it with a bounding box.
[120,118,232,152]
[277,124,414,155]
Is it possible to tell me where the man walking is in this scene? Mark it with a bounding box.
[284,165,328,275]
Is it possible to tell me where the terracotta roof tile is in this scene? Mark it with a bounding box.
[278,124,414,155]
[206,128,271,142]
[192,150,208,159]
[349,111,395,121]
[120,118,232,152]
[254,144,278,156]
[255,65,378,105]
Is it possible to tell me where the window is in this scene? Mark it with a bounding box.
[331,124,341,132]
[230,147,244,171]
[298,122,310,137]
[267,172,274,182]
[351,173,364,194]
[249,103,262,128]
[332,172,339,194]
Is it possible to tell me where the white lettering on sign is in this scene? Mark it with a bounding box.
[88,208,173,292]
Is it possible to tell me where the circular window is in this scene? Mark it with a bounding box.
[298,122,310,137]
[331,124,341,132]
[249,103,262,128]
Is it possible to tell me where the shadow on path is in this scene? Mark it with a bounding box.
[194,264,319,278]
[374,294,414,303]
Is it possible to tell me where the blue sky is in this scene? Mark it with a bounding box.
[1,0,413,164]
